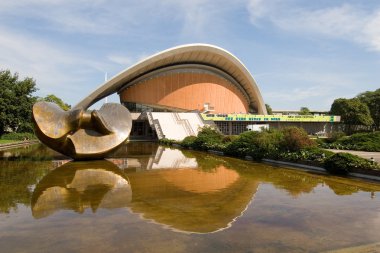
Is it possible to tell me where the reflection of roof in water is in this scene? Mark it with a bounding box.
[31,160,131,219]
[126,165,259,234]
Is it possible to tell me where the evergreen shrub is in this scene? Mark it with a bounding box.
[324,152,380,175]
[280,127,316,152]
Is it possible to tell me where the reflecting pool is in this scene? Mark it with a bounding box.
[0,142,380,252]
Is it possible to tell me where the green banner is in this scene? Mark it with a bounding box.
[201,114,340,122]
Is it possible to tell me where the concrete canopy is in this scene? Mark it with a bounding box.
[74,44,267,114]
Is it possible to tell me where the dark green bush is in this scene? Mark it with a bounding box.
[280,127,316,152]
[314,137,326,146]
[225,129,284,159]
[252,129,284,159]
[1,132,36,141]
[192,126,224,150]
[324,152,380,175]
[339,131,380,151]
[276,147,334,166]
[321,131,380,152]
[326,131,346,143]
[225,131,259,157]
[181,136,197,148]
[159,138,178,146]
[222,135,238,143]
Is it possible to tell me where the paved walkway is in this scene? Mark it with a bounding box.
[328,149,380,163]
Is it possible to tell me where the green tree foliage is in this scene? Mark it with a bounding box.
[265,104,273,115]
[299,107,311,115]
[40,94,71,111]
[0,70,37,135]
[356,88,380,130]
[330,98,373,133]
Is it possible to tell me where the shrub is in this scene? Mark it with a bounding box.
[192,126,224,150]
[222,135,238,143]
[338,131,380,152]
[1,132,36,141]
[251,129,284,159]
[276,147,334,166]
[324,152,380,175]
[326,131,346,143]
[159,138,178,146]
[321,131,380,152]
[225,131,259,157]
[225,129,284,159]
[315,138,326,146]
[181,136,197,148]
[280,127,315,152]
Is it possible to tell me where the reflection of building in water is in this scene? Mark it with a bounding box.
[125,165,259,234]
[148,146,197,170]
[160,166,239,193]
[118,143,198,170]
[31,160,131,219]
[121,144,258,233]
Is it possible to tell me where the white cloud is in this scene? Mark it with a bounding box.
[246,1,380,52]
[107,55,134,66]
[247,0,278,25]
[363,11,380,51]
[0,26,110,105]
[0,0,154,35]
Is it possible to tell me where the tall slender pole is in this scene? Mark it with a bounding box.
[104,72,108,104]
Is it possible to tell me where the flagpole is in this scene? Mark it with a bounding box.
[104,72,108,104]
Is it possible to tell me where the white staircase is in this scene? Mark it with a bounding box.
[150,112,208,141]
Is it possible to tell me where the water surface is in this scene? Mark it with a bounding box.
[0,143,379,252]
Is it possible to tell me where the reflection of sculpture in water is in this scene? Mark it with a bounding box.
[31,160,131,219]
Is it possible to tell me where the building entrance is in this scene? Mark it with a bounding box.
[129,120,157,140]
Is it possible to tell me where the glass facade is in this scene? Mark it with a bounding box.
[215,121,253,135]
[123,102,171,113]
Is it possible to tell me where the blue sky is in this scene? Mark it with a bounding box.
[0,0,379,110]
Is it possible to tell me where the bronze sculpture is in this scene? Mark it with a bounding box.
[33,100,132,160]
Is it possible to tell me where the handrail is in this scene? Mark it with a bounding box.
[147,112,165,139]
[173,113,195,136]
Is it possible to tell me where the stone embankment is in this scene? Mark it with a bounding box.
[0,140,39,151]
[206,149,380,183]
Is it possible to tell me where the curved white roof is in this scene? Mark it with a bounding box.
[74,44,267,114]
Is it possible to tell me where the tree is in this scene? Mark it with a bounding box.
[357,88,380,130]
[330,98,373,134]
[299,107,311,115]
[0,70,37,135]
[40,94,71,111]
[265,104,272,115]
